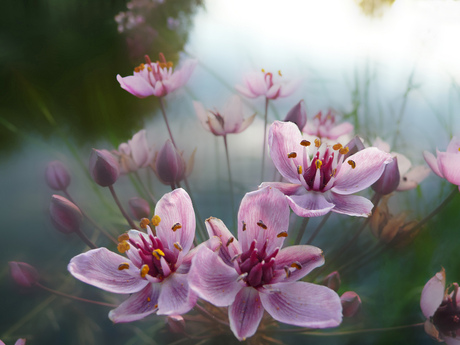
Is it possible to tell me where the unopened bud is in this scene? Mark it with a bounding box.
[50,195,83,234]
[284,100,307,130]
[45,161,71,191]
[372,156,400,195]
[343,136,365,159]
[166,314,186,334]
[155,140,186,185]
[89,149,120,187]
[322,271,341,292]
[341,291,361,317]
[9,262,39,288]
[128,197,151,220]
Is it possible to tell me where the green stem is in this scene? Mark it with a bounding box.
[223,135,235,229]
[158,97,177,149]
[260,97,269,182]
[108,185,138,230]
[134,171,157,205]
[306,213,331,245]
[294,217,309,245]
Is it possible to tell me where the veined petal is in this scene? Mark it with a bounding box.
[205,217,241,266]
[189,246,241,307]
[423,150,443,178]
[288,192,335,218]
[117,75,155,98]
[229,287,264,341]
[238,187,290,254]
[421,268,445,318]
[259,181,304,196]
[109,284,160,323]
[155,188,195,254]
[446,136,460,153]
[68,248,148,294]
[260,282,342,328]
[157,273,197,315]
[325,193,374,217]
[332,147,393,195]
[438,151,460,186]
[176,236,222,273]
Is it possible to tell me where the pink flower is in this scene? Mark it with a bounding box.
[189,187,342,341]
[262,121,393,217]
[0,339,26,345]
[420,268,460,344]
[235,69,301,100]
[68,189,213,322]
[423,136,460,191]
[113,129,155,174]
[303,109,354,141]
[117,53,197,98]
[193,95,256,136]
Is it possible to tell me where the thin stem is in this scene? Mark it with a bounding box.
[223,135,235,229]
[134,171,157,205]
[158,97,177,149]
[75,228,97,249]
[108,185,138,230]
[294,217,309,245]
[260,97,269,182]
[36,283,117,308]
[307,213,331,245]
[337,241,383,275]
[194,304,229,326]
[183,178,207,243]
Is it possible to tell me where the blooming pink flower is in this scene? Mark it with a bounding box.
[113,129,155,174]
[420,268,460,344]
[262,121,393,217]
[117,53,197,98]
[423,136,460,191]
[193,95,256,136]
[303,109,354,141]
[235,69,301,100]
[189,187,342,341]
[68,189,213,322]
[0,339,26,345]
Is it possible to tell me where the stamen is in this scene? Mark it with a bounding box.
[117,241,130,253]
[261,68,265,73]
[134,67,140,73]
[277,231,288,238]
[297,165,303,174]
[284,266,291,278]
[118,263,130,271]
[300,140,311,147]
[152,215,161,226]
[231,253,242,262]
[316,160,323,169]
[330,168,337,177]
[290,262,302,270]
[348,160,356,169]
[147,66,152,72]
[154,304,158,309]
[174,242,183,251]
[242,221,247,231]
[278,70,282,76]
[314,138,321,148]
[458,147,460,152]
[159,52,167,64]
[237,273,248,282]
[118,233,129,242]
[140,218,150,229]
[147,297,151,302]
[140,264,149,278]
[257,220,268,229]
[333,143,343,150]
[171,223,182,232]
[152,249,165,260]
[287,152,297,158]
[226,237,234,247]
[339,147,349,155]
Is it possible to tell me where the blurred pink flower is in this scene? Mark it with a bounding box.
[117,53,197,98]
[303,110,353,141]
[0,339,26,345]
[113,129,155,174]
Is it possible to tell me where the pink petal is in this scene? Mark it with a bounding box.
[325,192,374,217]
[68,248,148,294]
[193,101,211,132]
[332,147,392,195]
[238,187,290,255]
[157,273,197,315]
[397,165,431,191]
[266,84,282,99]
[167,59,197,92]
[260,282,342,328]
[259,182,304,196]
[176,236,222,273]
[393,152,411,176]
[117,75,155,98]
[15,340,26,345]
[221,95,244,133]
[423,150,443,178]
[189,246,241,307]
[438,151,460,186]
[445,337,460,345]
[272,245,324,283]
[236,113,256,134]
[235,84,258,99]
[278,78,302,98]
[372,137,390,153]
[420,268,445,318]
[205,217,241,266]
[288,192,335,217]
[130,130,149,168]
[228,287,264,341]
[446,136,460,153]
[245,72,267,97]
[326,122,354,140]
[109,284,160,323]
[155,188,195,254]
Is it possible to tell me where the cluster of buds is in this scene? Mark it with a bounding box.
[322,271,361,318]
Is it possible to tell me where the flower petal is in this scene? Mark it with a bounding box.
[117,75,155,98]
[14,340,26,345]
[421,268,445,318]
[327,122,354,140]
[332,147,393,195]
[157,273,197,315]
[445,337,460,345]
[189,246,241,307]
[259,181,303,196]
[237,113,256,134]
[260,282,342,328]
[155,188,195,254]
[288,192,335,217]
[446,136,460,153]
[438,151,460,186]
[68,248,148,294]
[205,217,241,266]
[279,78,302,98]
[221,95,244,133]
[108,284,160,323]
[397,165,431,191]
[423,150,443,178]
[325,193,374,217]
[238,187,290,254]
[193,101,211,132]
[176,236,222,273]
[228,287,264,341]
[130,129,149,168]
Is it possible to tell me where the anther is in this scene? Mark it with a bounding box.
[242,221,247,231]
[147,66,152,72]
[147,297,151,302]
[314,138,321,148]
[257,220,268,229]
[333,143,343,150]
[226,237,234,247]
[118,263,130,271]
[330,168,337,177]
[300,140,311,147]
[316,160,323,169]
[174,242,183,251]
[117,241,130,253]
[458,147,460,152]
[140,218,150,229]
[237,273,248,282]
[290,262,302,270]
[231,253,242,262]
[287,152,297,158]
[339,147,349,155]
[140,264,149,278]
[261,68,265,73]
[171,223,182,231]
[152,249,165,260]
[284,266,291,278]
[347,160,356,169]
[134,67,140,73]
[277,231,288,238]
[297,165,303,174]
[118,233,129,242]
[151,215,161,226]
[278,70,282,76]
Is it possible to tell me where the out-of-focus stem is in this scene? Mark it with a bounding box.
[75,228,97,249]
[159,97,177,149]
[223,135,235,228]
[294,217,309,245]
[260,97,269,182]
[307,213,331,245]
[108,185,138,230]
[134,171,157,205]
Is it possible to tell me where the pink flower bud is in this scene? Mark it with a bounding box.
[128,197,151,220]
[45,161,71,191]
[372,156,399,195]
[322,271,341,292]
[9,262,39,288]
[341,291,361,317]
[284,100,307,130]
[89,149,120,187]
[166,314,186,334]
[155,140,186,186]
[50,195,83,234]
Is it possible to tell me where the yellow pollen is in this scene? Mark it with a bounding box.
[333,143,343,150]
[118,233,129,242]
[140,264,149,278]
[458,147,460,152]
[154,304,158,309]
[291,262,302,270]
[140,63,145,70]
[348,160,356,169]
[140,218,150,229]
[226,237,234,247]
[257,220,268,229]
[331,168,337,177]
[242,221,247,231]
[287,152,297,158]
[147,66,152,72]
[339,147,350,155]
[151,215,161,226]
[152,249,165,260]
[171,223,182,232]
[277,231,288,238]
[117,241,130,254]
[147,297,151,302]
[134,67,140,73]
[261,68,265,73]
[174,242,183,251]
[284,266,291,278]
[278,70,282,76]
[316,160,323,169]
[300,140,311,147]
[118,263,130,271]
[314,138,321,148]
[297,165,303,174]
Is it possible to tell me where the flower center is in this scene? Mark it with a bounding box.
[432,283,460,336]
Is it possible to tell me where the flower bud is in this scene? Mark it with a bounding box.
[128,197,151,220]
[50,195,83,234]
[372,156,400,195]
[89,149,120,187]
[284,100,307,130]
[166,314,186,334]
[343,136,365,159]
[9,262,39,288]
[155,140,186,186]
[322,271,341,292]
[341,291,361,317]
[45,161,71,191]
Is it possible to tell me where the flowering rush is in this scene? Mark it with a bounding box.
[0,340,26,345]
[116,53,197,98]
[189,187,342,341]
[68,188,210,322]
[262,121,393,217]
[423,136,460,191]
[303,109,354,142]
[112,129,155,174]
